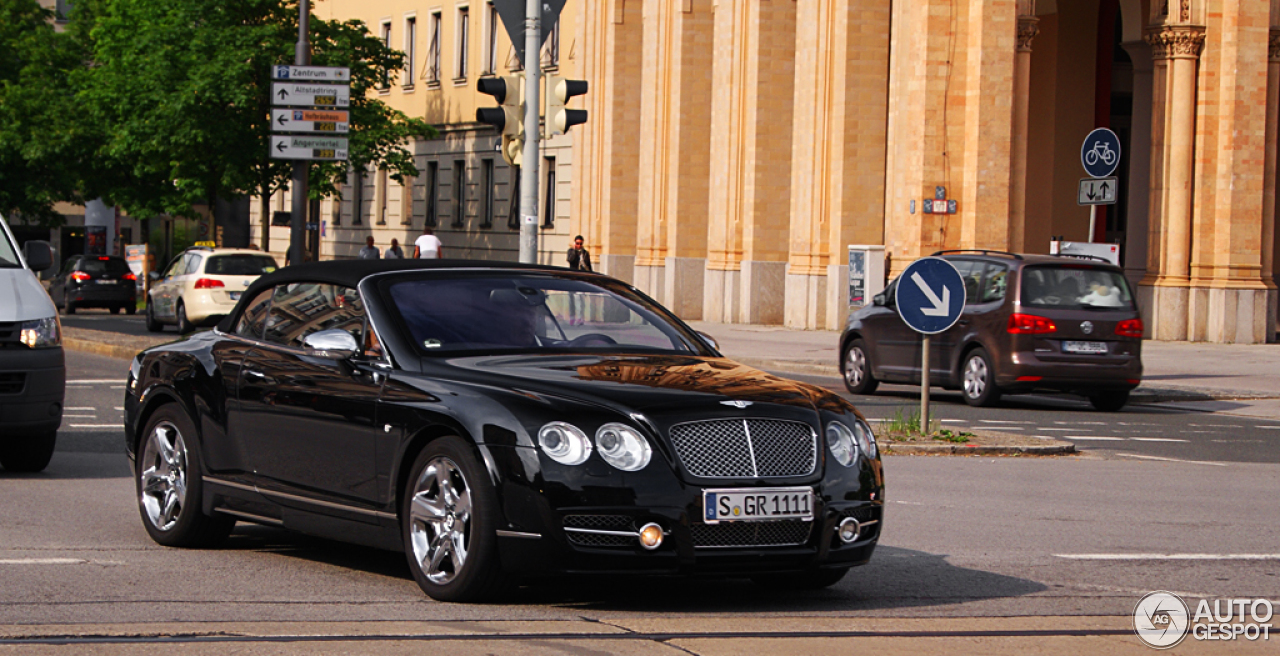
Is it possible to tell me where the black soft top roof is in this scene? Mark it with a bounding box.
[249,258,577,290]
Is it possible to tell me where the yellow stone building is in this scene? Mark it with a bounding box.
[573,0,1279,344]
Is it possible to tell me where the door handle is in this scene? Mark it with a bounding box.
[244,369,267,380]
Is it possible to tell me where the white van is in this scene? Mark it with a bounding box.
[0,216,64,472]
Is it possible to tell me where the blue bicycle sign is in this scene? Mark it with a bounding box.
[1081,128,1121,178]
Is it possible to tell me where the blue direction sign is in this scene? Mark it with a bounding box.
[895,257,966,334]
[1081,127,1121,178]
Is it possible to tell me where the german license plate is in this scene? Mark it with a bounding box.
[703,487,813,524]
[1063,340,1108,354]
[229,291,242,301]
[97,279,117,285]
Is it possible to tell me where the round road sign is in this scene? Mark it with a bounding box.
[1081,127,1121,178]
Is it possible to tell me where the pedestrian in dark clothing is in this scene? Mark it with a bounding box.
[566,236,592,325]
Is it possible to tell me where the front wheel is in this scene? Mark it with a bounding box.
[842,339,879,395]
[403,437,510,602]
[145,301,163,332]
[961,348,1002,407]
[136,406,235,547]
[0,431,57,473]
[1089,390,1129,412]
[751,567,849,590]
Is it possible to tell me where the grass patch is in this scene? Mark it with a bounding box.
[877,407,971,443]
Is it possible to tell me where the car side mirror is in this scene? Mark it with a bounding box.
[302,329,359,359]
[872,293,886,307]
[22,241,52,272]
[697,331,720,352]
[149,271,161,281]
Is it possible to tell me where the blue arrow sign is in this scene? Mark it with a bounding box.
[895,257,966,334]
[1081,127,1121,178]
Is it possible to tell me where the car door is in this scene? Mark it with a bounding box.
[237,282,382,520]
[50,257,76,306]
[929,259,985,382]
[870,277,925,381]
[152,254,187,318]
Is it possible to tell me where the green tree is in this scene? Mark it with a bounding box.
[0,0,89,225]
[71,0,435,224]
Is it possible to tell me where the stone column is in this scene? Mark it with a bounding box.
[1009,10,1039,254]
[1121,40,1154,298]
[1266,29,1280,341]
[704,0,795,325]
[1142,25,1204,341]
[635,0,713,316]
[572,0,643,284]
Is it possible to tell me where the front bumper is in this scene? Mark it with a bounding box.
[0,347,65,436]
[485,445,884,577]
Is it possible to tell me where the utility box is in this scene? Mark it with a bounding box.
[847,245,886,308]
[1050,240,1120,266]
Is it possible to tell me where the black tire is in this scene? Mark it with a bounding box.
[125,303,137,316]
[1089,390,1129,412]
[402,437,511,602]
[751,567,849,591]
[0,431,57,473]
[145,301,163,332]
[176,302,194,334]
[841,338,879,395]
[135,405,235,547]
[110,305,121,315]
[961,347,1001,407]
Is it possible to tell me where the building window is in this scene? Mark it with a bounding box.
[380,22,392,89]
[404,16,416,87]
[425,161,438,227]
[455,6,469,81]
[484,2,498,75]
[426,12,442,84]
[452,160,466,227]
[376,168,388,224]
[332,190,343,227]
[352,170,364,225]
[542,23,558,69]
[542,156,555,228]
[480,159,494,228]
[507,170,520,229]
[55,0,72,21]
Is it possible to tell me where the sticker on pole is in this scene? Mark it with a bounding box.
[894,257,966,334]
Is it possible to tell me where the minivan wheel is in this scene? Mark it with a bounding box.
[842,339,879,395]
[176,302,194,334]
[961,348,1001,407]
[145,301,163,332]
[1089,390,1129,412]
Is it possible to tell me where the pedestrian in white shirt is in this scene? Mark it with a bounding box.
[358,236,380,260]
[385,238,404,259]
[414,227,444,259]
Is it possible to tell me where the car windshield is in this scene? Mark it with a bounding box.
[79,257,131,274]
[0,223,19,268]
[1020,265,1136,310]
[384,273,713,356]
[205,254,278,276]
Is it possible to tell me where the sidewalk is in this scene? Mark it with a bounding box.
[685,320,1280,419]
[62,321,1280,418]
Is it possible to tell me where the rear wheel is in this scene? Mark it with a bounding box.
[1089,390,1129,412]
[145,301,163,332]
[125,303,137,316]
[961,348,1001,407]
[842,339,879,395]
[110,305,121,315]
[752,567,849,590]
[136,405,234,547]
[63,299,76,315]
[403,437,511,602]
[0,431,57,473]
[176,301,194,334]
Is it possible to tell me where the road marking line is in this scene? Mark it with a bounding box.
[114,407,124,411]
[1114,453,1227,466]
[65,379,122,384]
[1064,436,1126,440]
[891,500,924,505]
[65,407,96,411]
[63,415,98,419]
[1034,428,1074,431]
[940,419,966,423]
[0,558,86,565]
[1258,426,1280,430]
[974,426,1023,431]
[1128,437,1189,443]
[1055,553,1279,560]
[68,424,120,429]
[977,420,1034,424]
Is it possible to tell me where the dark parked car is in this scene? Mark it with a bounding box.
[839,250,1143,411]
[50,255,137,314]
[124,260,884,601]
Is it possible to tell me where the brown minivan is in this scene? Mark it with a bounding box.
[839,250,1143,411]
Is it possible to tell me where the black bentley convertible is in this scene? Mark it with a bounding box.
[124,259,884,601]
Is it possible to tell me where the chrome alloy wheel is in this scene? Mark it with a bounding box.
[139,421,189,532]
[409,457,473,585]
[963,354,988,399]
[845,346,867,387]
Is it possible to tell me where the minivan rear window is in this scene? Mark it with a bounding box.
[79,257,131,274]
[205,254,278,276]
[1020,265,1135,310]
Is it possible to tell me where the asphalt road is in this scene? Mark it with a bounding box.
[59,310,155,337]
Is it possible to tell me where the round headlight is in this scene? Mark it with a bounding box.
[825,421,859,468]
[852,420,877,459]
[537,422,592,465]
[595,423,652,472]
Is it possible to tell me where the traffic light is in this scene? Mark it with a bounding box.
[477,76,524,166]
[546,75,588,136]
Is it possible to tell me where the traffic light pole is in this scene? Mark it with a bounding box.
[288,0,311,266]
[518,0,540,264]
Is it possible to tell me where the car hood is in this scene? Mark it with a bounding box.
[0,267,56,322]
[435,353,842,414]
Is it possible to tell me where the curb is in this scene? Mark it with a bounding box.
[882,443,1077,456]
[63,337,143,361]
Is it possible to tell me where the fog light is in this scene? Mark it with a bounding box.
[837,517,860,544]
[638,522,664,550]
